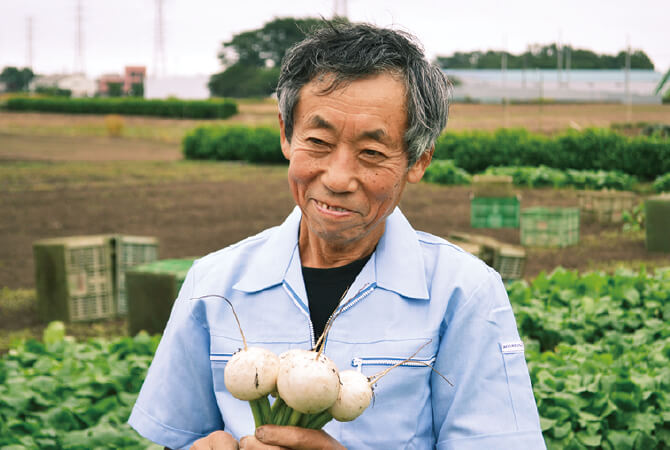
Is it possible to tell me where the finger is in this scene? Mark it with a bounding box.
[190,430,239,450]
[239,435,285,450]
[255,425,344,450]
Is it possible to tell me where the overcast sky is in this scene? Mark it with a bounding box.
[1,0,668,78]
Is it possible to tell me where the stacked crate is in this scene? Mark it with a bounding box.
[34,235,116,322]
[448,232,526,281]
[33,234,159,322]
[521,207,580,247]
[493,244,527,281]
[645,194,670,252]
[470,175,520,229]
[126,258,195,335]
[115,235,159,315]
[577,190,638,223]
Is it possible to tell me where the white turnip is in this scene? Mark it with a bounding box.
[276,349,341,416]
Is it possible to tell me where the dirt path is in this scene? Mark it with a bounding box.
[0,133,181,161]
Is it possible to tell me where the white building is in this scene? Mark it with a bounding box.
[144,75,210,99]
[30,73,96,97]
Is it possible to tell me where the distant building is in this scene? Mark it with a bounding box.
[97,73,124,96]
[96,66,146,96]
[30,73,96,97]
[145,75,210,99]
[124,66,146,93]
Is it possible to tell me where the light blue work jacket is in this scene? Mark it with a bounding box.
[129,207,546,449]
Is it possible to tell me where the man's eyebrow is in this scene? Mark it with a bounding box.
[361,129,391,144]
[308,115,335,130]
[307,115,390,144]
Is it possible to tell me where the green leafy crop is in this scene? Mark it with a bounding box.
[508,268,670,449]
[2,268,669,449]
[0,331,161,449]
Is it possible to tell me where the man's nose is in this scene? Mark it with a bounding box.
[321,147,358,194]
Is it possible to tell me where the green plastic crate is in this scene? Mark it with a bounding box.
[114,235,159,316]
[33,235,116,322]
[521,207,580,247]
[126,258,195,336]
[470,196,520,228]
[645,194,670,252]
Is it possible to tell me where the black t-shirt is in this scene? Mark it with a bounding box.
[302,254,371,340]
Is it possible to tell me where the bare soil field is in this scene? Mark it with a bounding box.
[1,106,669,343]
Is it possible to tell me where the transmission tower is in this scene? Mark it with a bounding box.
[74,0,85,74]
[333,0,348,19]
[153,0,167,77]
[26,16,33,69]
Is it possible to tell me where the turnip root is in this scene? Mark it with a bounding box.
[224,347,280,401]
[328,370,373,422]
[276,349,341,415]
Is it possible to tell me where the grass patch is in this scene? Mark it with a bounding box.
[0,160,288,191]
[0,287,130,354]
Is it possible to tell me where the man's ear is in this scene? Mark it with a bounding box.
[407,147,434,184]
[278,113,291,161]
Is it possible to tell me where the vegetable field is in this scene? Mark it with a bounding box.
[2,268,668,449]
[1,105,669,449]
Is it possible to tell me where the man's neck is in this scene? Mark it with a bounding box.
[298,221,381,268]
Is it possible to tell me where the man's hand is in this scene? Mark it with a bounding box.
[239,425,346,450]
[190,430,239,449]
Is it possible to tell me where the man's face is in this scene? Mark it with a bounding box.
[279,73,432,259]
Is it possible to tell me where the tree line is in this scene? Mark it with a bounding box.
[435,44,654,70]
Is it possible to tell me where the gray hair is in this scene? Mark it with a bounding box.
[276,22,451,167]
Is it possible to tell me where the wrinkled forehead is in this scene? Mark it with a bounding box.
[307,68,407,97]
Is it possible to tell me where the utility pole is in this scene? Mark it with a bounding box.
[74,0,84,74]
[625,36,632,123]
[26,16,33,69]
[502,37,508,128]
[557,30,562,85]
[333,0,348,18]
[153,0,167,77]
[565,45,571,87]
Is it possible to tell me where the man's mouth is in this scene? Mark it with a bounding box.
[315,200,351,213]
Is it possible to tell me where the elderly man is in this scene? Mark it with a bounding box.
[129,23,545,449]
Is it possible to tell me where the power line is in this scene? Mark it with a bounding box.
[153,0,167,77]
[26,16,33,69]
[74,0,85,74]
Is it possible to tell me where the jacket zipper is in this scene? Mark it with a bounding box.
[319,283,376,351]
[352,356,437,372]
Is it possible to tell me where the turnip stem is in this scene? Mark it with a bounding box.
[297,413,312,428]
[249,398,264,428]
[258,395,271,425]
[270,397,286,424]
[277,402,292,426]
[306,410,333,429]
[287,409,303,427]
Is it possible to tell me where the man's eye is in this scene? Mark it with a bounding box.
[308,137,328,146]
[362,149,384,158]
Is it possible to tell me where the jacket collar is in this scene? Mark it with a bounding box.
[233,206,429,301]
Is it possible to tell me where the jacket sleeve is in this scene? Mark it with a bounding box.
[128,263,224,450]
[431,270,546,450]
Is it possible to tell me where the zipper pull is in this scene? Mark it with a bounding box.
[352,357,363,372]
